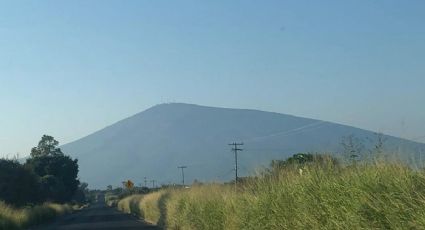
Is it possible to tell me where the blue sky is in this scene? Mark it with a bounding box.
[0,0,424,156]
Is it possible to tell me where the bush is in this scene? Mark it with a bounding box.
[0,201,73,230]
[25,154,79,203]
[0,159,40,206]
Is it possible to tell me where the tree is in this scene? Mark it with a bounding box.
[0,159,40,206]
[26,154,79,202]
[26,135,80,203]
[73,182,89,203]
[270,153,314,170]
[268,153,339,176]
[30,135,63,157]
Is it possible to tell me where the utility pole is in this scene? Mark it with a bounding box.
[150,180,156,189]
[144,177,147,187]
[229,142,243,189]
[178,166,187,187]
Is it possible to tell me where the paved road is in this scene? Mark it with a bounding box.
[33,195,161,230]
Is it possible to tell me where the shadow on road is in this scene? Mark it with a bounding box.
[32,195,161,230]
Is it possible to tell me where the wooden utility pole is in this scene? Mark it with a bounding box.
[178,166,187,186]
[229,142,243,189]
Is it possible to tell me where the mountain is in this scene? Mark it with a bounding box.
[61,103,425,189]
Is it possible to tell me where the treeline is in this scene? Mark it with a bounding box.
[0,135,87,207]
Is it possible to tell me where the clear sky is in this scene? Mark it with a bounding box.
[0,0,424,157]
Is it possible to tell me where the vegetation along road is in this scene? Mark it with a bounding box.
[33,195,160,230]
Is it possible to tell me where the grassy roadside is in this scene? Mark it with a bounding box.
[114,191,166,225]
[113,161,425,229]
[0,202,80,230]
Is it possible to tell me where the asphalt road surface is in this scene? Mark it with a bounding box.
[32,195,161,230]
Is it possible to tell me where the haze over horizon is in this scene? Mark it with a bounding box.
[61,103,425,188]
[1,0,424,156]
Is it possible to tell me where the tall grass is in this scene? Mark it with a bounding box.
[0,202,74,230]
[116,161,425,229]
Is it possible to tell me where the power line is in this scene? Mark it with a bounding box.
[242,121,327,143]
[229,142,243,189]
[177,166,187,186]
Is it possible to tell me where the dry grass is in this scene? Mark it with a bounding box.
[115,160,425,229]
[139,191,166,224]
[0,202,75,230]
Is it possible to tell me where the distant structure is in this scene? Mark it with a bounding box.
[178,166,188,186]
[229,142,243,189]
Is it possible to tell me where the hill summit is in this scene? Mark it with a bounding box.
[62,103,425,188]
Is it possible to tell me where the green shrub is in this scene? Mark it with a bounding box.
[0,159,40,206]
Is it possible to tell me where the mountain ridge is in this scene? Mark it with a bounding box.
[62,103,425,189]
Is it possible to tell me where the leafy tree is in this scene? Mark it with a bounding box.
[269,153,339,175]
[0,159,40,206]
[270,153,314,169]
[38,175,67,202]
[26,135,80,203]
[73,182,89,203]
[26,154,79,202]
[30,135,63,157]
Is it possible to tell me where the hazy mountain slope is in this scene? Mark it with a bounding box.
[61,103,425,189]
